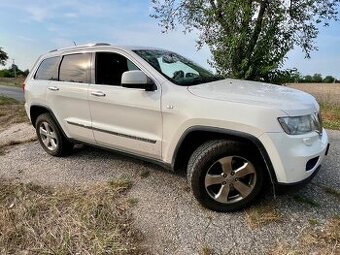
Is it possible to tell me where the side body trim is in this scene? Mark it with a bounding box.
[67,120,157,144]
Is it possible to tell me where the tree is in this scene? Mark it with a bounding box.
[151,0,340,81]
[0,47,8,66]
[303,75,313,83]
[323,75,336,83]
[312,73,323,83]
[266,68,302,84]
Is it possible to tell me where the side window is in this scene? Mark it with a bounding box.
[35,56,60,80]
[95,52,139,86]
[59,53,91,83]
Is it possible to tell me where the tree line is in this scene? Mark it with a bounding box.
[267,69,338,84]
[0,64,29,78]
[0,47,29,78]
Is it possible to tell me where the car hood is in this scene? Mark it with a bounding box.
[187,79,318,116]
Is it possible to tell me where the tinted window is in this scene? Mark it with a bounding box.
[95,52,139,85]
[59,53,91,83]
[35,56,60,80]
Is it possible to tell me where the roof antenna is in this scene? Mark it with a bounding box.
[73,41,77,46]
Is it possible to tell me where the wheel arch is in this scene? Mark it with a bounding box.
[171,126,278,184]
[29,105,69,139]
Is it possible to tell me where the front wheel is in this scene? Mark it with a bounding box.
[187,140,264,212]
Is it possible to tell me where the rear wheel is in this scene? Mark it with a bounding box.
[187,140,264,212]
[35,113,73,156]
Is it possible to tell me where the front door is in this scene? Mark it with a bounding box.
[88,52,162,159]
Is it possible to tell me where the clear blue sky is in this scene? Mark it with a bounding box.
[1,0,339,78]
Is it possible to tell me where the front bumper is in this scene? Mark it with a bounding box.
[259,128,329,184]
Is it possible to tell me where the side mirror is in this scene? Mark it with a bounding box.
[121,70,156,91]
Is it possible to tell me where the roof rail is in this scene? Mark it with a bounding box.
[49,43,110,53]
[94,43,110,46]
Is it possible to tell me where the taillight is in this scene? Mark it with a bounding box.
[22,82,26,94]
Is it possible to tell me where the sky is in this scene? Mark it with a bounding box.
[0,0,340,78]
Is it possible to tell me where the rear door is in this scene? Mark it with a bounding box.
[46,53,94,143]
[88,51,162,159]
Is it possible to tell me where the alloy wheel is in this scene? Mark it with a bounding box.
[39,121,58,151]
[204,156,257,204]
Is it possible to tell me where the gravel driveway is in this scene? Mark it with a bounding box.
[0,125,339,254]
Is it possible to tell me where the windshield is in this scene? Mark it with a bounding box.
[133,49,223,86]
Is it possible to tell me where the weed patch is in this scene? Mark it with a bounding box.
[245,201,282,228]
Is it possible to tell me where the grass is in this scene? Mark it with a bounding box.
[308,219,319,226]
[0,95,19,105]
[200,245,215,255]
[292,194,320,208]
[140,169,150,178]
[320,103,340,130]
[269,216,340,254]
[0,77,25,87]
[0,178,146,254]
[288,83,340,130]
[245,201,282,228]
[127,198,139,207]
[319,185,340,200]
[0,95,28,131]
[0,96,33,154]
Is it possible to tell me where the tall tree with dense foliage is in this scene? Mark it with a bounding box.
[151,0,340,81]
[0,47,8,66]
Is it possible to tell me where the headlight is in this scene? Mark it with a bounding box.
[278,113,322,135]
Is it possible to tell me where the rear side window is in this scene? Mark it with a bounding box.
[95,52,139,86]
[35,56,60,80]
[59,53,91,83]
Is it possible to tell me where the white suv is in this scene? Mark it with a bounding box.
[24,43,330,212]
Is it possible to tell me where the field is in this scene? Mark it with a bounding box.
[288,83,340,130]
[0,77,25,87]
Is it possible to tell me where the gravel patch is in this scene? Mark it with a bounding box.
[0,125,339,254]
[0,122,36,146]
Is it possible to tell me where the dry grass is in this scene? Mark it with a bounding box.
[320,103,340,130]
[0,96,28,131]
[269,216,340,255]
[287,83,340,130]
[288,83,340,106]
[0,95,31,155]
[0,77,25,87]
[245,201,282,228]
[0,178,146,255]
[200,245,215,255]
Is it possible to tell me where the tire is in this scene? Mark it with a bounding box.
[35,113,73,157]
[187,140,264,212]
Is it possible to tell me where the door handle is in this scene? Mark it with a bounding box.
[48,86,59,91]
[91,91,106,97]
